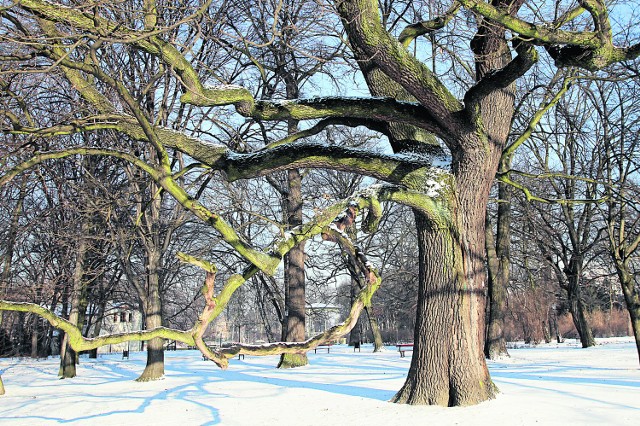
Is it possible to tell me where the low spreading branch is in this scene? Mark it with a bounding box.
[1,115,441,189]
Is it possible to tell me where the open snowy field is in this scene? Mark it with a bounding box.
[0,337,638,425]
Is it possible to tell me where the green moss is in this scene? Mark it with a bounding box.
[277,353,309,369]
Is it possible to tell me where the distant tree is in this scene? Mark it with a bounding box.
[591,75,640,363]
[485,70,573,358]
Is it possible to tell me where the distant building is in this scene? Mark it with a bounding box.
[96,304,143,353]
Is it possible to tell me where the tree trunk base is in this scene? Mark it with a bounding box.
[391,376,497,406]
[136,362,165,382]
[277,353,308,369]
[135,373,165,382]
[136,339,165,382]
[485,340,509,360]
[58,347,76,379]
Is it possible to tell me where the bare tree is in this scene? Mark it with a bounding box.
[591,75,640,362]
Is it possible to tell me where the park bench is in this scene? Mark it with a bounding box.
[313,344,333,353]
[396,343,413,358]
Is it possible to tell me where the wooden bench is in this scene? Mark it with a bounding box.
[313,344,333,353]
[396,343,413,358]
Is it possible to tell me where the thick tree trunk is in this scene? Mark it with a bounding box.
[350,274,383,352]
[137,311,164,381]
[278,168,308,369]
[137,253,165,381]
[392,208,495,406]
[484,180,511,359]
[615,265,640,364]
[59,339,76,378]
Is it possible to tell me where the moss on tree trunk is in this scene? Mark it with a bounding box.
[277,352,308,369]
[365,306,384,352]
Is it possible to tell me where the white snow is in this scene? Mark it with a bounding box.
[0,337,638,425]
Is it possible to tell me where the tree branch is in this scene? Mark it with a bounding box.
[464,40,538,106]
[501,72,574,164]
[335,0,463,135]
[459,0,640,71]
[181,91,443,133]
[1,113,444,189]
[398,2,461,47]
[0,300,193,351]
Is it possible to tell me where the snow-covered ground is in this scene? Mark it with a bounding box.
[0,337,638,425]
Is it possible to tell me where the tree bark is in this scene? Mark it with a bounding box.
[30,316,38,358]
[137,250,165,381]
[59,220,90,379]
[393,206,495,405]
[364,306,384,352]
[349,269,383,352]
[348,278,362,348]
[565,258,595,348]
[89,300,106,358]
[278,168,309,368]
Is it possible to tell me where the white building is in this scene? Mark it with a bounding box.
[97,304,143,354]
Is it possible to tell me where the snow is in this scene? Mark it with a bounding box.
[204,84,247,91]
[0,337,638,425]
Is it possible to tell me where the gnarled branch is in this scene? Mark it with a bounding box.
[398,2,461,47]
